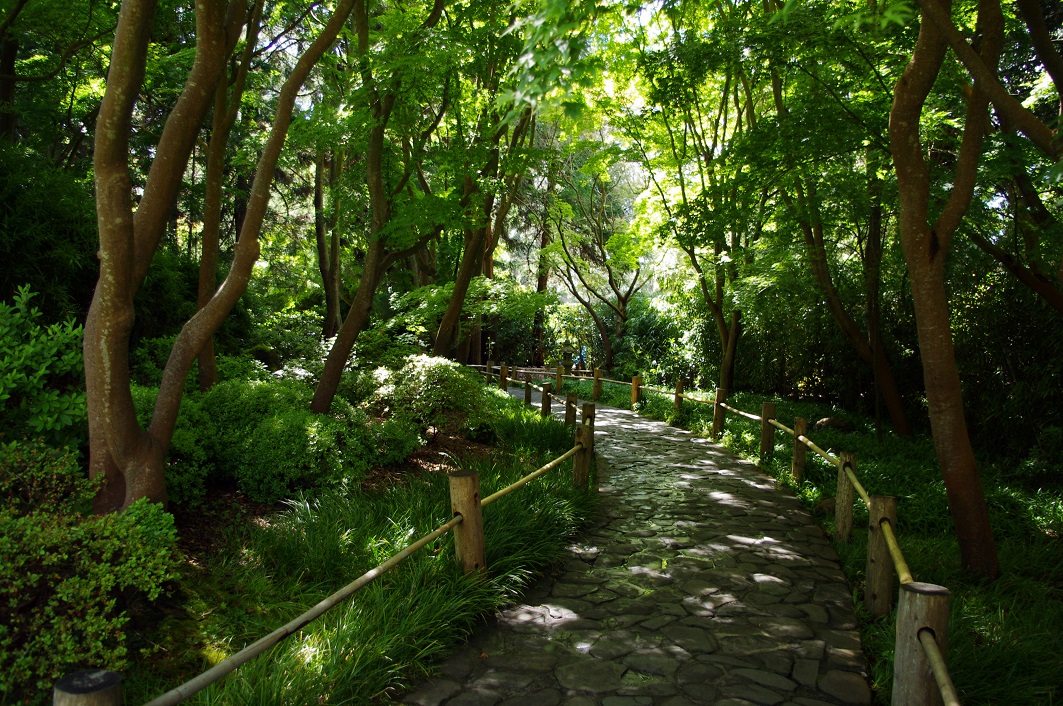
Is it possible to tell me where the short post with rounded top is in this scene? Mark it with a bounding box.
[448,468,486,574]
[53,669,123,706]
[792,416,808,482]
[759,402,777,462]
[893,582,952,706]
[866,496,899,615]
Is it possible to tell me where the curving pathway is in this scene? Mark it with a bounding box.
[399,392,871,706]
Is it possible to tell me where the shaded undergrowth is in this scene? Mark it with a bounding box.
[546,375,1063,705]
[124,391,593,705]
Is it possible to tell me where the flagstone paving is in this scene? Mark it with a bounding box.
[399,391,871,706]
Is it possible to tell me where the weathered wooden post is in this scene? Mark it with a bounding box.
[582,402,595,432]
[674,377,684,414]
[499,363,508,390]
[565,392,577,427]
[54,669,123,706]
[574,423,593,488]
[541,382,552,417]
[893,582,952,706]
[449,468,486,574]
[593,368,603,400]
[486,359,495,383]
[759,402,777,461]
[712,387,727,439]
[792,416,808,482]
[631,375,642,407]
[835,452,856,543]
[866,496,899,616]
[555,365,564,392]
[524,379,533,405]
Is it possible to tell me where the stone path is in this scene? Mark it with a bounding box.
[399,393,871,706]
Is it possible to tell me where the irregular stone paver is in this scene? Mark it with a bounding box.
[397,393,870,705]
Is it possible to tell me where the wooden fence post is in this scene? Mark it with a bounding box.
[555,365,564,392]
[759,402,777,461]
[449,468,486,574]
[866,496,899,616]
[565,392,577,427]
[712,387,727,439]
[593,368,603,400]
[574,423,592,488]
[524,379,533,405]
[541,382,552,417]
[792,417,808,482]
[582,402,595,432]
[674,377,684,414]
[486,359,495,383]
[835,452,856,543]
[893,582,952,706]
[631,375,642,407]
[499,363,508,390]
[54,670,123,706]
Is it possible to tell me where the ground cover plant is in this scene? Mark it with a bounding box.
[550,375,1063,705]
[121,375,594,705]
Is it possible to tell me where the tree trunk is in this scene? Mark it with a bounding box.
[0,35,16,141]
[890,0,999,577]
[433,221,489,357]
[719,310,740,392]
[311,239,384,414]
[314,150,342,337]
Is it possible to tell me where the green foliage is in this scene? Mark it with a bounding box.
[0,439,95,516]
[237,408,369,504]
[0,287,86,448]
[383,355,489,432]
[0,443,178,703]
[0,148,98,322]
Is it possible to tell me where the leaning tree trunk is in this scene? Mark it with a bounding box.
[890,0,999,577]
[311,239,384,414]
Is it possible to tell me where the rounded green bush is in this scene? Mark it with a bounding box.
[236,408,370,504]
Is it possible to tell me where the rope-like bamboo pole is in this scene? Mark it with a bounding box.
[796,434,842,468]
[719,402,761,422]
[769,418,795,436]
[598,377,631,386]
[918,629,962,706]
[676,393,714,405]
[143,514,465,706]
[880,517,915,585]
[481,445,582,506]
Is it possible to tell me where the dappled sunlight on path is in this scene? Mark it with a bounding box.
[399,392,871,706]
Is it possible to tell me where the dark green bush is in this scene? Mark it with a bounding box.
[237,407,369,504]
[198,378,314,479]
[0,439,96,515]
[0,443,178,703]
[0,287,86,449]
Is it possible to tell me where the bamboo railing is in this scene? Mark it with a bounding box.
[56,389,597,706]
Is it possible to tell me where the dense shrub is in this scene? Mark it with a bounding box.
[197,378,314,478]
[0,441,178,703]
[383,355,489,432]
[237,408,369,503]
[0,287,87,449]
